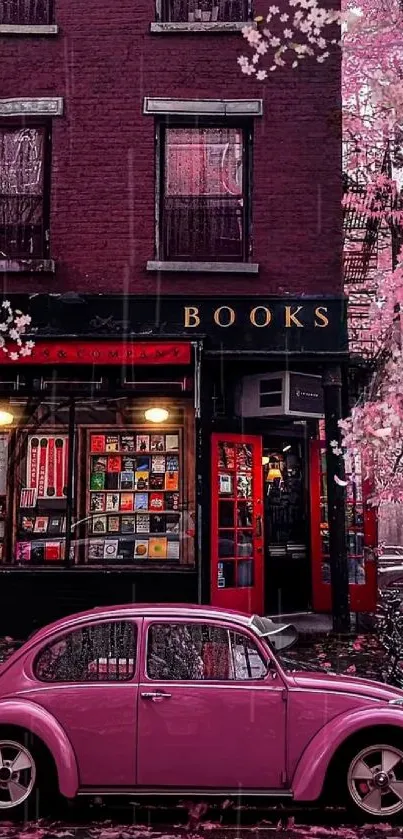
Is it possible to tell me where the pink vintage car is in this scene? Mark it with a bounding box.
[0,604,403,820]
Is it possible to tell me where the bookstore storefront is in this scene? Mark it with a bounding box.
[0,292,374,634]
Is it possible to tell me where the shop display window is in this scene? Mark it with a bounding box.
[1,397,195,569]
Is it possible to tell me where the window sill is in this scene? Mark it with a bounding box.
[0,258,55,273]
[147,260,259,274]
[150,21,250,33]
[0,24,58,35]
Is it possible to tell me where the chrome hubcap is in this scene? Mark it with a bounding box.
[0,740,36,809]
[348,744,403,816]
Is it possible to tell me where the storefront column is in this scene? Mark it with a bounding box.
[322,366,350,633]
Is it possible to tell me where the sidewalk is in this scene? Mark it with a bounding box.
[283,630,385,681]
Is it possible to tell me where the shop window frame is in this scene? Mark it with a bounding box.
[149,116,255,273]
[3,394,196,572]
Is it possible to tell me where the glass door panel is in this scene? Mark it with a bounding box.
[211,433,264,614]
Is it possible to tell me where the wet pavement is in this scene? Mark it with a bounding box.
[2,814,403,839]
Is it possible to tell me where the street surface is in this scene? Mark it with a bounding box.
[1,814,403,839]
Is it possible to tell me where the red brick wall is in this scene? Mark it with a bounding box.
[0,0,342,297]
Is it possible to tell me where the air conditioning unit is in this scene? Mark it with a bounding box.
[239,371,324,418]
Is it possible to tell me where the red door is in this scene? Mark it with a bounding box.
[310,440,377,612]
[211,433,264,614]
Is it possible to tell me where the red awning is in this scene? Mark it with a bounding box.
[3,341,192,366]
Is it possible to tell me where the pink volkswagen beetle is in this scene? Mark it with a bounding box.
[0,603,403,820]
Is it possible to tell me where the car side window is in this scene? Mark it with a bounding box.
[230,631,268,680]
[34,621,137,682]
[147,623,267,681]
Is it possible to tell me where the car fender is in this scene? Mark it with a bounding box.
[0,699,79,798]
[292,706,403,801]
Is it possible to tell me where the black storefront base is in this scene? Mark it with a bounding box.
[0,570,198,639]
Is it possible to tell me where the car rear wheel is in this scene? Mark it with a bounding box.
[347,743,403,818]
[0,739,36,812]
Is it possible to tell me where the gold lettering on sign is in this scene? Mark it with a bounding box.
[285,306,304,327]
[250,306,272,327]
[184,306,200,328]
[213,306,236,327]
[314,306,329,328]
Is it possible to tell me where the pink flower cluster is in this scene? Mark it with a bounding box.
[0,301,35,361]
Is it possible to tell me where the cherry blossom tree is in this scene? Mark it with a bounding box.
[240,0,403,509]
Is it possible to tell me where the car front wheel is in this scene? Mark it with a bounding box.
[347,743,403,818]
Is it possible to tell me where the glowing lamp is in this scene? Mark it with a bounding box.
[144,408,169,423]
[0,410,14,427]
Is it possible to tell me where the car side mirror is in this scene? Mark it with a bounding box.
[265,658,278,679]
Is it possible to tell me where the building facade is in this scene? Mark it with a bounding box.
[0,0,375,635]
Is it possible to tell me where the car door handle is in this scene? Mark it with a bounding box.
[141,691,172,701]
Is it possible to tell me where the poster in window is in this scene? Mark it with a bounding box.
[151,455,165,474]
[107,516,120,533]
[91,435,106,453]
[136,514,150,533]
[105,435,119,453]
[92,515,107,534]
[149,537,167,559]
[136,455,150,472]
[121,516,136,534]
[88,540,104,561]
[27,436,69,499]
[167,541,180,560]
[91,493,106,513]
[103,540,118,560]
[135,493,148,510]
[134,539,148,558]
[16,542,31,563]
[165,472,179,491]
[166,434,179,451]
[121,434,135,452]
[120,471,134,490]
[34,516,49,534]
[45,542,62,562]
[149,473,164,490]
[106,493,119,512]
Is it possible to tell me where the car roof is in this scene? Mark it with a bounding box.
[27,603,254,645]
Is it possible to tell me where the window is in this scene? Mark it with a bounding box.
[161,126,248,262]
[147,623,268,680]
[34,621,137,682]
[160,0,250,23]
[0,126,48,259]
[0,0,53,25]
[10,396,194,568]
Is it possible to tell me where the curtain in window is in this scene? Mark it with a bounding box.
[164,0,248,22]
[0,0,51,25]
[0,128,45,258]
[164,127,244,260]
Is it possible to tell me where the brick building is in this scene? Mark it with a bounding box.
[0,0,374,634]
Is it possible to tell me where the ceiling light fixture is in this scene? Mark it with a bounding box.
[144,407,169,423]
[0,410,14,427]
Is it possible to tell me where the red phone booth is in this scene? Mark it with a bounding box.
[310,438,377,613]
[210,433,264,615]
